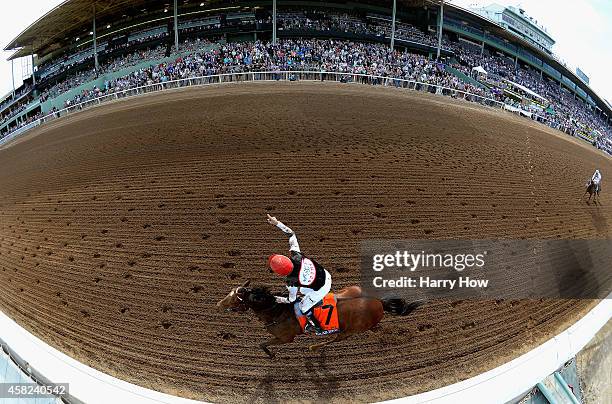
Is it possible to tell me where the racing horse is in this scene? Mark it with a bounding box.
[217,280,425,358]
[584,180,600,204]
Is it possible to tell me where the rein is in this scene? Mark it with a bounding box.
[263,312,293,328]
[259,303,286,327]
[247,299,292,328]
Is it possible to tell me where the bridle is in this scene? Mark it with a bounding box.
[227,287,249,312]
[229,288,288,328]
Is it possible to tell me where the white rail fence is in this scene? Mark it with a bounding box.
[0,70,572,146]
[1,296,610,404]
[0,71,501,145]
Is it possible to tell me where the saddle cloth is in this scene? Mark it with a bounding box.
[294,292,340,336]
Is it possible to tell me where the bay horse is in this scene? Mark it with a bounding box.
[216,280,425,358]
[584,180,600,204]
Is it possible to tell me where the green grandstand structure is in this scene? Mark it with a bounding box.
[1,0,611,138]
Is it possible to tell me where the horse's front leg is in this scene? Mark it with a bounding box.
[260,335,294,359]
[260,337,281,359]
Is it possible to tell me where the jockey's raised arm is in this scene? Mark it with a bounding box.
[276,222,301,253]
[267,215,300,302]
[266,214,301,253]
[266,214,333,334]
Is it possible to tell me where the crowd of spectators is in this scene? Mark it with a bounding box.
[278,11,440,47]
[37,27,170,82]
[0,84,33,112]
[1,95,36,126]
[2,9,610,147]
[274,10,610,138]
[61,38,496,109]
[279,11,372,35]
[445,39,610,139]
[1,110,42,136]
[39,45,171,101]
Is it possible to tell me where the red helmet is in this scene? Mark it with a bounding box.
[268,254,293,276]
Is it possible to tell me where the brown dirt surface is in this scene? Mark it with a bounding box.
[576,321,612,403]
[0,82,608,403]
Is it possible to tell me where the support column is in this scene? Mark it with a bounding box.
[272,0,277,45]
[436,0,444,60]
[480,41,484,56]
[92,4,99,71]
[174,0,179,51]
[514,55,518,69]
[31,52,36,86]
[390,0,397,50]
[540,69,543,79]
[11,59,15,95]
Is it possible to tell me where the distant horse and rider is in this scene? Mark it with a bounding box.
[216,215,425,358]
[584,169,602,204]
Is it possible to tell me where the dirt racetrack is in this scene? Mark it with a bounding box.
[0,82,609,403]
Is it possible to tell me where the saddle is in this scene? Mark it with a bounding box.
[294,293,340,336]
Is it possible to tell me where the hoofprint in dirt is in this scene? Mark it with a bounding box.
[0,82,607,403]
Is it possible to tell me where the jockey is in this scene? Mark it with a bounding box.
[266,214,332,334]
[592,169,602,192]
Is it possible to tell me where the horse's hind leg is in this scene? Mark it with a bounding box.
[309,333,351,352]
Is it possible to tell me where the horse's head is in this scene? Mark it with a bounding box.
[216,280,251,312]
[216,281,278,313]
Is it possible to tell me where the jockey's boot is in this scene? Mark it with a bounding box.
[304,311,323,334]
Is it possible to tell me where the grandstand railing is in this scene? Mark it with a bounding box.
[43,71,503,120]
[0,70,571,145]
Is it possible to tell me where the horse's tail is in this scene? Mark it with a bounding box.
[381,297,426,316]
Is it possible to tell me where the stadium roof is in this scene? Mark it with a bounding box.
[3,0,610,117]
[4,0,436,59]
[4,0,193,59]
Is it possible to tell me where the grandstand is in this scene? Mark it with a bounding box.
[1,0,611,149]
[1,2,612,403]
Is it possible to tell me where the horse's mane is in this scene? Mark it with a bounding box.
[249,286,273,298]
[247,287,279,311]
